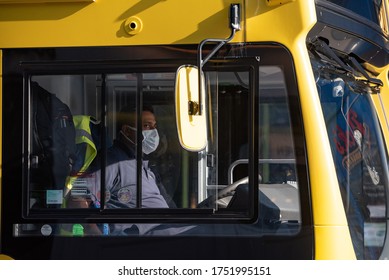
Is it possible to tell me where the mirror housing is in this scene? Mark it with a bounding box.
[175,65,207,151]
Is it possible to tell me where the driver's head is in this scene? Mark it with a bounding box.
[117,105,159,154]
[117,105,156,133]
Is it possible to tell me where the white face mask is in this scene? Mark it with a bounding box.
[141,129,160,154]
[122,126,159,155]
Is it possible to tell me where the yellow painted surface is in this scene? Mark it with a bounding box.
[371,66,389,153]
[0,0,93,3]
[0,254,13,260]
[245,0,354,259]
[314,226,356,260]
[0,0,244,48]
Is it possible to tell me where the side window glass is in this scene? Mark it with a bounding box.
[202,66,301,234]
[258,67,300,225]
[97,73,179,211]
[316,66,388,259]
[29,75,102,210]
[24,63,302,238]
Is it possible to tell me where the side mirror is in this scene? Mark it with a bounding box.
[175,65,207,151]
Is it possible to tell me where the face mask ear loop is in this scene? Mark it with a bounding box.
[120,130,136,146]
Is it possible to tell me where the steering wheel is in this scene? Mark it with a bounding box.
[197,175,261,209]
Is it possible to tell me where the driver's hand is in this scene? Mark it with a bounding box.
[66,196,92,208]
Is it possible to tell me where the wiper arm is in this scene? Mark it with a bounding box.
[346,56,383,87]
[311,38,355,73]
[310,38,383,93]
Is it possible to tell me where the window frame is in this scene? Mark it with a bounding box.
[22,60,262,223]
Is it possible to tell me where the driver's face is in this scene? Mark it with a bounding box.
[141,110,157,131]
[122,110,157,140]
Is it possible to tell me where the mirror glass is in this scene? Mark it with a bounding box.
[175,65,207,151]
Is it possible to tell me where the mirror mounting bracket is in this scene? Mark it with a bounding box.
[196,3,241,115]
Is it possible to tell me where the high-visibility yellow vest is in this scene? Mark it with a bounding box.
[61,116,99,235]
[65,115,97,194]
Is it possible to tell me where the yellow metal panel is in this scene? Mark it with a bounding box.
[245,0,316,46]
[0,0,93,3]
[371,66,389,154]
[0,0,244,48]
[266,0,294,6]
[297,43,354,258]
[291,7,353,259]
[246,0,349,223]
[0,254,13,260]
[314,226,356,259]
[245,1,354,257]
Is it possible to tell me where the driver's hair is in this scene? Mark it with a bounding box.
[116,104,154,135]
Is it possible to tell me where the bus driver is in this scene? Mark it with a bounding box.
[69,105,192,235]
